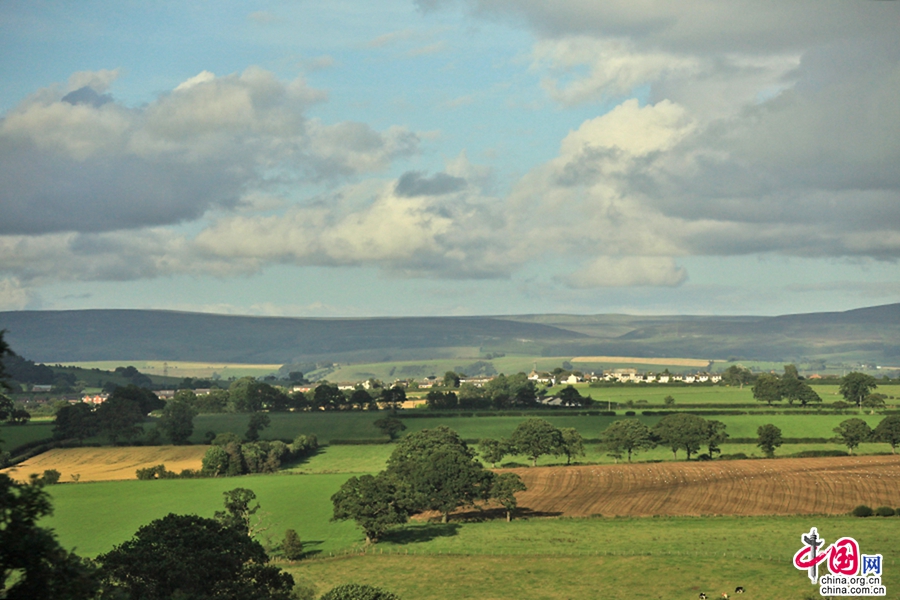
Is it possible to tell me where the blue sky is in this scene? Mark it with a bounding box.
[1,0,899,317]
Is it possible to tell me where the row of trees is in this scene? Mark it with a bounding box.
[479,418,585,467]
[833,415,900,455]
[332,427,528,541]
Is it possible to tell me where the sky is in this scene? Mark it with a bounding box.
[1,0,899,318]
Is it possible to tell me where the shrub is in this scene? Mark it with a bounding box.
[852,505,874,517]
[281,528,304,560]
[875,506,895,517]
[718,453,749,460]
[625,411,636,416]
[320,584,400,600]
[41,469,61,485]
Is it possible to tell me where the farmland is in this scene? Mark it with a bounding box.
[2,445,208,482]
[37,455,900,599]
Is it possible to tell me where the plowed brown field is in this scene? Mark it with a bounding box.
[1,446,207,483]
[507,455,900,517]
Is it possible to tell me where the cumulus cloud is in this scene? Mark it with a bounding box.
[559,257,687,288]
[0,67,419,235]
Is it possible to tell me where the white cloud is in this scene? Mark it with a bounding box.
[0,278,36,310]
[0,68,420,235]
[559,257,687,288]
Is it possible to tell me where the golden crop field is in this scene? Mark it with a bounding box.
[1,446,207,483]
[506,455,900,517]
[570,356,714,367]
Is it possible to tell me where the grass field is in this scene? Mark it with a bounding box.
[2,445,208,482]
[186,410,892,450]
[283,516,899,600]
[0,421,54,451]
[45,473,360,557]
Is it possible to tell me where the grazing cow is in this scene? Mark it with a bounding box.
[735,587,744,594]
[699,594,707,599]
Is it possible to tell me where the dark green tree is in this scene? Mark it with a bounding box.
[840,372,878,409]
[107,384,165,415]
[385,426,494,522]
[601,419,654,463]
[52,403,99,442]
[425,389,458,409]
[490,472,527,521]
[559,427,585,464]
[379,386,406,410]
[722,365,753,388]
[281,529,304,560]
[331,473,408,543]
[796,383,822,406]
[349,388,374,410]
[1,473,99,600]
[443,371,461,388]
[320,583,400,600]
[752,374,783,405]
[373,416,406,441]
[652,413,708,460]
[478,438,509,468]
[157,399,197,445]
[98,513,293,600]
[704,419,728,457]
[508,418,564,466]
[214,487,260,535]
[756,424,783,458]
[833,418,872,454]
[96,397,144,444]
[245,412,271,441]
[314,384,347,410]
[874,415,900,454]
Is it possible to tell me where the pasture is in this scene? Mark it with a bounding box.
[284,516,899,600]
[0,421,54,451]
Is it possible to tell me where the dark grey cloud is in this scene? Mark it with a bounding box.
[395,171,467,197]
[61,86,113,107]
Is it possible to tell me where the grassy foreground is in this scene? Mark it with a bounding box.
[283,516,899,600]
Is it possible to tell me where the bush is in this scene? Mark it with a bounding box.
[281,528,304,560]
[624,411,636,416]
[852,505,874,517]
[320,584,400,600]
[718,453,749,460]
[875,506,895,517]
[41,469,62,485]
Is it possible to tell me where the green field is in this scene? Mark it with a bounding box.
[283,516,899,600]
[189,410,892,447]
[0,421,54,452]
[45,473,359,557]
[42,472,900,599]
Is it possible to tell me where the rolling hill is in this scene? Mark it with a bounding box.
[1,303,898,365]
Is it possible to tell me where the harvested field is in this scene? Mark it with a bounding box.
[570,355,713,367]
[1,446,207,483]
[506,455,900,517]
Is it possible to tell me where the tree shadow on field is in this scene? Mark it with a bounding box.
[279,447,323,470]
[449,507,562,522]
[382,523,461,545]
[297,540,325,558]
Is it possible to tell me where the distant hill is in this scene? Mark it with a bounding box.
[1,304,898,365]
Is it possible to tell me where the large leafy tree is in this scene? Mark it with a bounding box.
[601,419,654,463]
[756,424,783,458]
[490,472,527,522]
[373,416,406,440]
[1,474,99,600]
[52,403,99,442]
[558,427,585,464]
[331,473,408,543]
[478,438,510,468]
[874,415,900,454]
[96,397,144,444]
[722,364,753,388]
[98,513,294,600]
[652,413,709,460]
[157,399,197,445]
[386,426,494,522]
[508,418,564,466]
[0,331,15,423]
[832,418,872,455]
[704,419,729,457]
[108,384,165,415]
[840,372,878,409]
[751,374,783,405]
